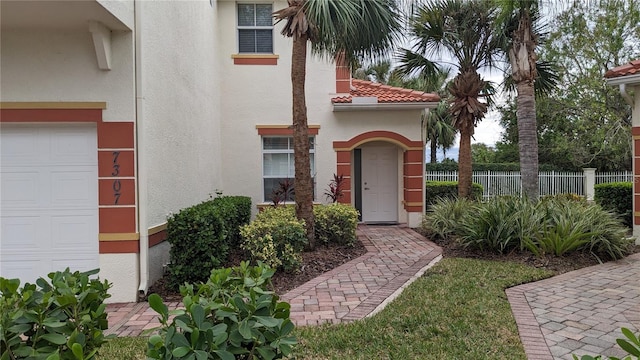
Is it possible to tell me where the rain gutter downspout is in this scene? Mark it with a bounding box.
[620,83,635,107]
[134,0,149,299]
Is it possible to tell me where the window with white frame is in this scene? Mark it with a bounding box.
[262,137,315,202]
[237,3,273,53]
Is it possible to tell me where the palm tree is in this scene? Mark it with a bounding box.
[424,102,457,163]
[273,0,401,249]
[399,0,500,198]
[495,1,559,200]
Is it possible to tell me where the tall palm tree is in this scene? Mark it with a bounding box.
[273,0,401,249]
[424,102,457,163]
[399,0,500,198]
[495,1,559,200]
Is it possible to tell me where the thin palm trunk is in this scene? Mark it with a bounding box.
[458,126,473,198]
[430,140,438,163]
[516,81,538,200]
[291,33,315,249]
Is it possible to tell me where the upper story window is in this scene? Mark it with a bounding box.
[237,3,273,54]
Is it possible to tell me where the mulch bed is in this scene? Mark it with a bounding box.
[147,231,638,302]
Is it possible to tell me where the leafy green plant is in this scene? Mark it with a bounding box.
[147,262,296,360]
[240,207,307,271]
[314,204,359,246]
[573,327,640,360]
[0,268,112,360]
[595,182,632,228]
[425,181,483,209]
[212,195,252,248]
[421,197,476,239]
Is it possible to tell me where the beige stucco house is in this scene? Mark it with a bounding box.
[605,59,640,243]
[0,0,438,302]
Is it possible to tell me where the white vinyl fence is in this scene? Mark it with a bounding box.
[425,170,632,200]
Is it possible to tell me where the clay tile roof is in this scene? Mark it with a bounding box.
[331,79,441,104]
[604,59,640,79]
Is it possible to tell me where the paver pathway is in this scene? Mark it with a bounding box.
[105,225,442,336]
[507,253,640,360]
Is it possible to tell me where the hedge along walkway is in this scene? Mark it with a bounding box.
[105,225,442,335]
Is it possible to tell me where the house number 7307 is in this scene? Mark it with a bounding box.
[112,151,121,204]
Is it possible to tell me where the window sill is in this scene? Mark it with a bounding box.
[232,54,279,65]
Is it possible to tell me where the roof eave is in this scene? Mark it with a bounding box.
[332,102,439,112]
[606,73,640,86]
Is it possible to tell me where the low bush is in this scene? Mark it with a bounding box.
[147,262,296,360]
[425,162,561,172]
[595,182,632,228]
[167,200,227,289]
[425,181,483,209]
[425,196,632,260]
[240,207,307,272]
[212,195,252,248]
[0,268,112,360]
[314,204,359,246]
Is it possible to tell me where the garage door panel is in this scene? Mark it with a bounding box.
[51,169,97,207]
[1,124,99,285]
[1,171,40,206]
[51,213,97,249]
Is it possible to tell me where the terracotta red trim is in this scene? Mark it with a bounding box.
[257,127,320,136]
[0,109,102,122]
[99,150,134,177]
[405,206,423,212]
[99,207,136,233]
[635,140,640,156]
[403,177,424,189]
[99,240,139,254]
[333,131,422,151]
[404,150,423,163]
[234,57,278,65]
[633,127,640,136]
[149,229,167,248]
[403,163,423,177]
[635,195,640,212]
[99,179,135,206]
[336,151,351,163]
[97,122,135,148]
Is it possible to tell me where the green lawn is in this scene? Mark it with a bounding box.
[97,258,551,360]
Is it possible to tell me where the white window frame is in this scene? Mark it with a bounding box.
[237,3,274,54]
[262,136,315,202]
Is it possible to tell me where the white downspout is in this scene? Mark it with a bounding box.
[134,0,149,299]
[620,84,635,107]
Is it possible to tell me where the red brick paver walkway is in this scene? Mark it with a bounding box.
[105,225,442,336]
[507,253,640,360]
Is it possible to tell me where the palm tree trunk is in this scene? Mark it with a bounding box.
[516,81,539,200]
[291,33,315,249]
[458,126,472,198]
[430,141,437,163]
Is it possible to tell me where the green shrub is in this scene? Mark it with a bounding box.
[167,200,227,289]
[147,262,296,360]
[573,327,640,360]
[425,162,562,172]
[421,197,476,239]
[240,207,307,272]
[425,181,483,208]
[212,195,252,248]
[0,268,112,360]
[314,204,359,246]
[457,196,529,254]
[595,182,632,228]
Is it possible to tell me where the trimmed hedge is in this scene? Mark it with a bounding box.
[595,182,632,227]
[425,162,562,172]
[314,203,359,246]
[426,181,483,208]
[212,195,252,248]
[167,195,252,289]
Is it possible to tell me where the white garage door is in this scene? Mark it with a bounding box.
[1,124,99,283]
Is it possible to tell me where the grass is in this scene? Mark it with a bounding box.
[97,258,551,359]
[97,336,147,360]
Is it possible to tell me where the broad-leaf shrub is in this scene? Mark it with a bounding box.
[421,197,475,239]
[425,181,483,209]
[0,268,112,360]
[167,200,227,289]
[573,327,640,360]
[314,204,359,246]
[212,196,252,248]
[595,182,632,228]
[240,207,307,272]
[147,262,296,360]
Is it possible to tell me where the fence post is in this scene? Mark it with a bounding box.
[583,168,596,200]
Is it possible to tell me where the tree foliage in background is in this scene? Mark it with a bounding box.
[495,0,639,171]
